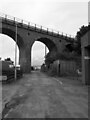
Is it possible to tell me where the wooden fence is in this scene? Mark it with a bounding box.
[49,60,82,80]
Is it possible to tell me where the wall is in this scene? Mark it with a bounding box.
[81,30,90,85]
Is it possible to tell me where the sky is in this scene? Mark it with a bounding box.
[0,0,89,66]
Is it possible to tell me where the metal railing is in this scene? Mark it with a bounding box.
[0,12,75,39]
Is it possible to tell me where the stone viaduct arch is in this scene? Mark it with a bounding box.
[0,15,74,73]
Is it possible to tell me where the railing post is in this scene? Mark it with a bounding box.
[35,24,36,30]
[21,20,23,24]
[66,34,67,38]
[14,17,15,24]
[62,32,63,37]
[28,22,30,28]
[5,15,7,21]
[52,29,53,35]
[47,28,48,34]
[14,17,15,21]
[58,31,59,36]
[41,26,42,32]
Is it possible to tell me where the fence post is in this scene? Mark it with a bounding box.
[58,60,60,76]
[73,62,75,80]
[58,31,59,36]
[28,22,30,28]
[21,20,23,24]
[57,61,58,75]
[62,32,63,37]
[5,15,7,21]
[47,28,48,34]
[41,26,42,31]
[14,17,15,24]
[35,24,36,30]
[52,30,53,35]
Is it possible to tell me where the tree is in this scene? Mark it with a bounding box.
[45,51,56,65]
[75,25,89,55]
[5,58,14,64]
[5,58,11,61]
[45,24,90,65]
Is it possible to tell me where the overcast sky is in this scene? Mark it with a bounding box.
[0,0,89,66]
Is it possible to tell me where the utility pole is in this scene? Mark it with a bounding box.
[15,23,17,81]
[45,45,47,58]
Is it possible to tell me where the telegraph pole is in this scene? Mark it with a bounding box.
[45,45,47,57]
[15,23,17,80]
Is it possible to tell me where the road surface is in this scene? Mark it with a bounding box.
[1,71,88,118]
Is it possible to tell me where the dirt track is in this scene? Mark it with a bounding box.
[1,71,88,118]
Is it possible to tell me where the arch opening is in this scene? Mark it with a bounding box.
[31,37,57,70]
[0,27,26,71]
[31,41,49,70]
[0,33,19,65]
[37,37,57,51]
[2,28,25,49]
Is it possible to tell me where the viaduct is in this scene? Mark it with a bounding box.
[0,13,75,73]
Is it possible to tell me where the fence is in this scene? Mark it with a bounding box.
[2,70,23,83]
[49,60,82,81]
